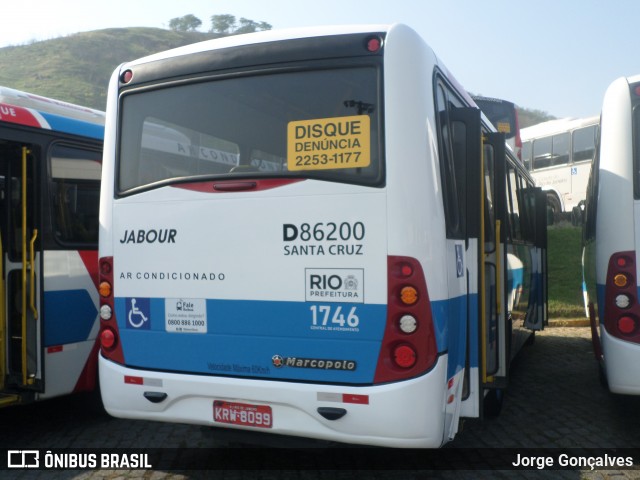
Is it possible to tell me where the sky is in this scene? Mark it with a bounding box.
[2,0,639,119]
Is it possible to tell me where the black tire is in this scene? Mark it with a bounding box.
[483,388,504,417]
[546,193,562,225]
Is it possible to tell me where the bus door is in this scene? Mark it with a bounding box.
[478,132,509,413]
[524,187,548,330]
[0,141,40,404]
[447,109,508,418]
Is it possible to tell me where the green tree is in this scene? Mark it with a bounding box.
[168,14,202,32]
[235,18,272,34]
[210,14,237,34]
[210,14,272,35]
[235,18,259,34]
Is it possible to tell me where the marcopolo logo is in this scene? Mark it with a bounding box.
[272,355,356,371]
[305,268,364,303]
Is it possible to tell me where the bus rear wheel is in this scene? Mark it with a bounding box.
[546,193,562,224]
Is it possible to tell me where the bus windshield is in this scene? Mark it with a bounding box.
[118,66,383,193]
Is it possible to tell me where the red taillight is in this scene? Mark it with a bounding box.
[373,256,437,384]
[393,345,417,368]
[401,264,413,277]
[121,69,133,84]
[366,36,382,53]
[604,251,640,343]
[100,328,116,349]
[99,256,125,363]
[618,316,637,335]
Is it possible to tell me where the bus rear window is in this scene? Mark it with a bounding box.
[118,66,382,193]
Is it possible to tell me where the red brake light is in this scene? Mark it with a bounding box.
[100,259,112,275]
[618,316,636,334]
[366,37,382,53]
[121,69,133,84]
[100,328,116,349]
[605,251,640,343]
[374,256,437,383]
[98,256,125,363]
[393,345,417,368]
[401,264,413,277]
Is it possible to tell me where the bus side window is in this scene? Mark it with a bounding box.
[572,125,596,162]
[435,81,468,239]
[522,141,532,170]
[506,165,521,241]
[50,145,102,245]
[552,133,570,167]
[533,137,552,169]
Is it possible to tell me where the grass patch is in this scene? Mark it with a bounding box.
[547,223,585,318]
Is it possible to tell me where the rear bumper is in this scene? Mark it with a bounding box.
[602,328,640,394]
[99,353,448,448]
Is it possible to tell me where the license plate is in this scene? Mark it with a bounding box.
[213,400,273,429]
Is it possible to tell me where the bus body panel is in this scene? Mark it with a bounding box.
[100,353,449,448]
[39,250,100,399]
[601,328,640,394]
[584,75,640,393]
[112,183,388,384]
[382,25,467,381]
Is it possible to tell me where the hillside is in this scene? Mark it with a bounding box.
[0,27,554,125]
[0,28,220,111]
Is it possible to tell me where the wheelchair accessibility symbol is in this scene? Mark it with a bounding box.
[126,297,151,329]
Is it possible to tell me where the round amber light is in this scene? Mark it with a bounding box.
[614,274,628,288]
[99,281,112,298]
[400,286,418,305]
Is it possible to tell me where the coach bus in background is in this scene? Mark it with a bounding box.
[521,116,598,224]
[583,74,640,395]
[472,96,522,161]
[98,23,548,448]
[0,86,104,406]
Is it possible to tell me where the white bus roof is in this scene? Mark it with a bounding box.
[124,24,393,67]
[521,115,599,142]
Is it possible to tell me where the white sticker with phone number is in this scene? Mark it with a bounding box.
[165,298,207,333]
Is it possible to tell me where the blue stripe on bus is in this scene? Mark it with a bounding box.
[43,289,98,346]
[39,112,104,139]
[431,294,471,378]
[116,298,386,384]
[114,295,476,384]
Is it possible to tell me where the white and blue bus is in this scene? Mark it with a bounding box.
[583,74,640,394]
[521,116,599,223]
[0,86,104,406]
[98,24,547,447]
